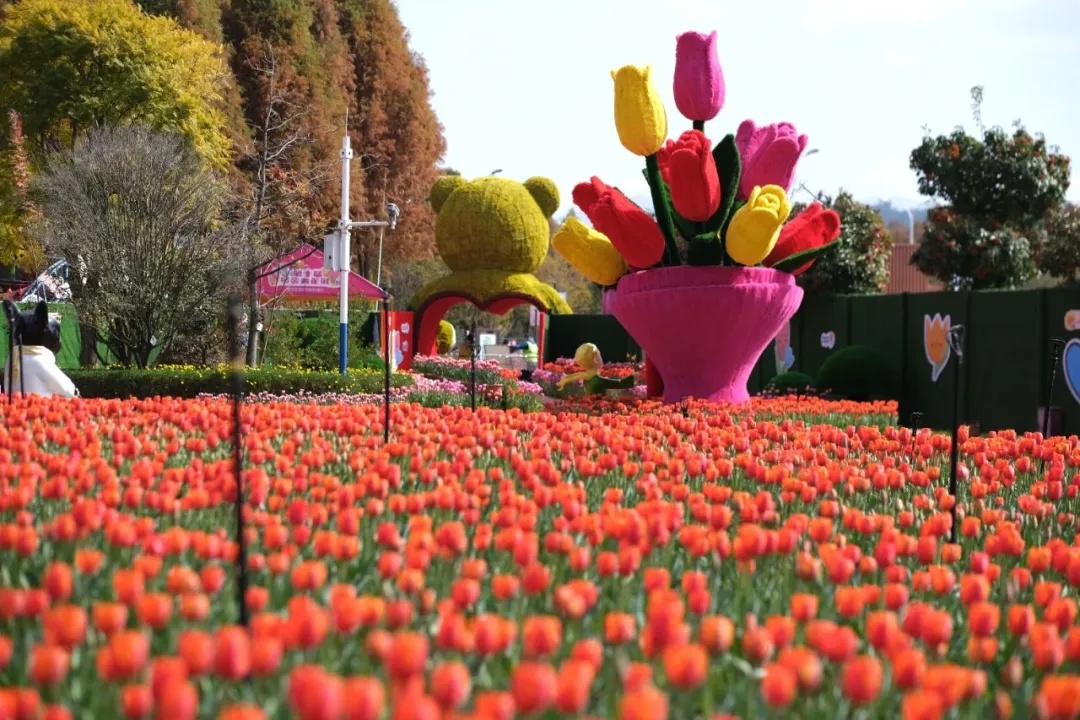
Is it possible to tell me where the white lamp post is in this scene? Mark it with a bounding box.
[329,134,400,375]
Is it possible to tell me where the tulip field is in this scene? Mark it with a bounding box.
[1,393,1079,720]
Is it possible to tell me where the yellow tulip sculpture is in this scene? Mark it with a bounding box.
[553,29,843,282]
[611,65,668,157]
[551,216,627,287]
[725,185,792,266]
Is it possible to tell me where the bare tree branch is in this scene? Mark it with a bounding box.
[33,126,244,368]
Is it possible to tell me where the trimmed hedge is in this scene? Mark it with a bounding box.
[766,371,818,396]
[67,366,414,399]
[816,345,898,401]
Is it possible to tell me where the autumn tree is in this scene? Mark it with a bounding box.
[133,0,224,42]
[0,111,45,272]
[341,0,446,278]
[909,86,1071,290]
[230,43,335,364]
[0,0,232,167]
[797,192,893,295]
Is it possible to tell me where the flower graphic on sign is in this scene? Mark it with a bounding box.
[774,321,793,374]
[924,313,951,382]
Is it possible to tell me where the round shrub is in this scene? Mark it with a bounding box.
[816,345,897,401]
[767,371,817,396]
[436,321,456,354]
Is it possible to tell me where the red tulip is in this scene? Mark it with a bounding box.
[572,177,665,269]
[764,202,841,275]
[656,130,721,221]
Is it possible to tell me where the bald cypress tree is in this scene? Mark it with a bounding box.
[341,0,445,277]
[145,0,445,277]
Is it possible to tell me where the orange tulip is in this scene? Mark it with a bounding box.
[618,686,668,720]
[761,662,798,707]
[510,662,557,715]
[842,655,883,705]
[29,644,69,686]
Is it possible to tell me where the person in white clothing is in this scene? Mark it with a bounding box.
[3,299,79,399]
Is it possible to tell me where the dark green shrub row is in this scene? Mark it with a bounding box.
[67,366,413,399]
[765,345,898,401]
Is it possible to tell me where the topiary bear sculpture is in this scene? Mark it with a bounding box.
[410,175,573,356]
[3,299,78,398]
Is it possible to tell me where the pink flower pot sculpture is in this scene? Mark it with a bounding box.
[610,265,803,404]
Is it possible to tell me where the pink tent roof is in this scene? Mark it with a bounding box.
[256,244,387,302]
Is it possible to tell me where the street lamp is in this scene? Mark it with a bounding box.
[330,135,400,376]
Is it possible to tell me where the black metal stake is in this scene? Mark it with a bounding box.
[225,298,250,628]
[382,299,391,443]
[470,321,478,412]
[947,325,965,543]
[1043,339,1065,439]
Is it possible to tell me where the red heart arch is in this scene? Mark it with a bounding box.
[412,291,554,357]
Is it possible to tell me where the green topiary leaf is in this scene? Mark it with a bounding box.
[768,235,844,274]
[687,232,726,266]
[641,168,697,241]
[718,199,746,263]
[705,134,741,235]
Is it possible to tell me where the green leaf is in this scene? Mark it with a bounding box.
[719,199,746,253]
[641,167,696,241]
[768,235,843,274]
[705,134,741,235]
[687,233,726,266]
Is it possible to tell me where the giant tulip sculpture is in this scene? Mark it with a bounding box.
[551,30,844,404]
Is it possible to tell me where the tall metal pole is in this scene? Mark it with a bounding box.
[1043,339,1065,439]
[947,325,965,543]
[382,299,392,443]
[1041,339,1065,473]
[470,322,478,412]
[375,226,385,288]
[338,135,353,376]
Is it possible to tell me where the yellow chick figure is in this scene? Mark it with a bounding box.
[556,343,604,390]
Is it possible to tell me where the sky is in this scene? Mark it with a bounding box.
[395,0,1080,215]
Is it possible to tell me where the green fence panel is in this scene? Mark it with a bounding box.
[0,303,156,369]
[1043,288,1080,435]
[967,290,1043,432]
[793,295,850,378]
[846,293,905,402]
[904,292,970,430]
[544,315,640,364]
[0,303,81,369]
[847,294,904,373]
